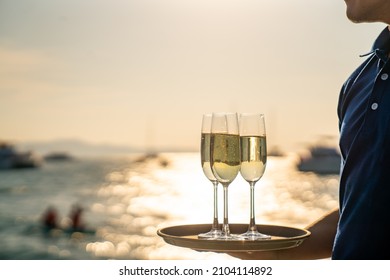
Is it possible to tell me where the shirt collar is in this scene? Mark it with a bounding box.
[371,27,390,61]
[360,27,390,61]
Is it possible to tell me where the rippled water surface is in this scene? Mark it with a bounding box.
[0,153,339,260]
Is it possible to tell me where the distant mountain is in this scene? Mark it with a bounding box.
[18,139,138,157]
[19,139,196,157]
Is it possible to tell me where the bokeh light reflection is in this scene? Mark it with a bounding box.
[83,153,338,259]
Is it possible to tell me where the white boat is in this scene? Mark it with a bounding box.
[297,145,341,175]
[0,142,41,169]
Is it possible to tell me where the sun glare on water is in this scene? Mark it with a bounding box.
[82,153,338,260]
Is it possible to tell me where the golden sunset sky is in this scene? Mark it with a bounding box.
[0,0,384,152]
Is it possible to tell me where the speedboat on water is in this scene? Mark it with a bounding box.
[297,145,341,175]
[0,142,41,169]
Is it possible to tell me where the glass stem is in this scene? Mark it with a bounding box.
[211,181,219,231]
[222,183,230,235]
[248,181,257,232]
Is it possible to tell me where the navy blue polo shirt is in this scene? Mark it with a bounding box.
[334,27,390,259]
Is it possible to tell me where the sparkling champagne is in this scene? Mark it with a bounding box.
[211,133,240,183]
[201,133,217,182]
[240,135,267,182]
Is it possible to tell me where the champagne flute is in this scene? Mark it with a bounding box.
[239,113,270,240]
[198,114,222,239]
[210,113,241,240]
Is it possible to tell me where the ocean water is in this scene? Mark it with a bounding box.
[0,153,339,260]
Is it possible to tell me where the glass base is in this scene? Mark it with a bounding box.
[198,229,223,239]
[240,230,271,240]
[215,233,245,241]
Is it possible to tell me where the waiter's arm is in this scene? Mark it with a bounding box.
[228,208,339,260]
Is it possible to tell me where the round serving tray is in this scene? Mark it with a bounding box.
[157,223,310,252]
